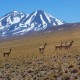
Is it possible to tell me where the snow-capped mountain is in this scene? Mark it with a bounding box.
[0,10,65,38]
[0,11,29,37]
[14,10,64,35]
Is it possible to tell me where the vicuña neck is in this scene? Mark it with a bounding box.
[44,45,46,49]
[70,41,73,46]
[9,49,12,53]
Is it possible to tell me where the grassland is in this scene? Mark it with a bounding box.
[0,29,80,80]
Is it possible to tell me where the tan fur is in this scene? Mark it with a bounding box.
[3,48,12,57]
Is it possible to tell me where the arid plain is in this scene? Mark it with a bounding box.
[0,28,80,80]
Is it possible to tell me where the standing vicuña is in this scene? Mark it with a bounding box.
[65,40,74,49]
[55,42,63,50]
[39,43,47,54]
[3,48,12,57]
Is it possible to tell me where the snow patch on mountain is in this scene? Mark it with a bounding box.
[44,12,51,23]
[25,11,37,25]
[40,14,47,29]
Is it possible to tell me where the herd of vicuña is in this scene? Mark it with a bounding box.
[39,40,74,54]
[2,40,74,57]
[55,40,74,50]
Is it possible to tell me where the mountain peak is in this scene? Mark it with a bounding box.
[0,10,65,38]
[13,11,18,13]
[36,10,44,13]
[19,10,64,32]
[32,10,45,15]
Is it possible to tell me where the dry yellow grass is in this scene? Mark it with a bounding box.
[0,29,80,80]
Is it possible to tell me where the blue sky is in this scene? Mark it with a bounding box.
[0,0,80,23]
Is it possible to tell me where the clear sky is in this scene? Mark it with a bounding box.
[0,0,80,23]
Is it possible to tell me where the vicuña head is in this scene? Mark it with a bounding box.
[71,40,74,43]
[44,43,47,47]
[10,48,12,52]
